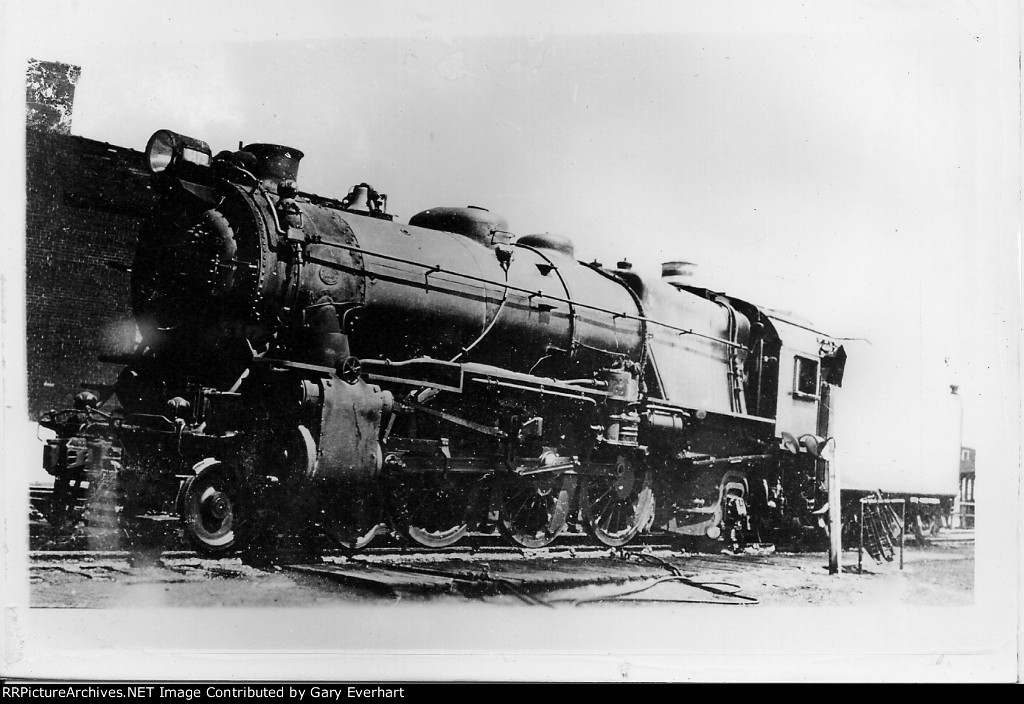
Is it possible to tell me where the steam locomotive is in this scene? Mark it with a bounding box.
[39,129,847,555]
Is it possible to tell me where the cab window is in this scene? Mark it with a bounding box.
[793,356,819,399]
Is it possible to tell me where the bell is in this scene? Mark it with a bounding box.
[342,184,375,212]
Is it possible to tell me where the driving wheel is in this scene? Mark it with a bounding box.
[497,473,576,548]
[386,472,481,548]
[318,481,385,551]
[579,455,654,547]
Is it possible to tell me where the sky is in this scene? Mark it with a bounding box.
[0,0,1020,680]
[4,0,1017,473]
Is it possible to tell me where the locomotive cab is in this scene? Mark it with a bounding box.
[606,261,846,545]
[768,314,832,440]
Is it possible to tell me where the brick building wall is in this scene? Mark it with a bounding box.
[26,60,81,135]
[25,128,154,417]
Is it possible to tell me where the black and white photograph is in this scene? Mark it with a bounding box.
[0,0,1019,684]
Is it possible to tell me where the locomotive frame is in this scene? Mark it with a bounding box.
[39,128,848,557]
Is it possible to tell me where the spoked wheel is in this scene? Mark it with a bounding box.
[179,459,245,556]
[317,482,385,551]
[386,473,482,548]
[497,473,577,548]
[579,455,655,547]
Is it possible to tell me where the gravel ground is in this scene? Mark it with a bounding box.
[27,536,973,609]
[13,533,985,683]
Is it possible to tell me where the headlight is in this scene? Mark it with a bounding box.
[145,129,212,174]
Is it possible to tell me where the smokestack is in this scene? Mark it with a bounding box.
[26,59,81,134]
[242,143,304,193]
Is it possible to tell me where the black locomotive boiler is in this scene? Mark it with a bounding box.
[39,129,847,555]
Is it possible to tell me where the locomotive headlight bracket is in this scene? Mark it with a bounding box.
[145,129,213,175]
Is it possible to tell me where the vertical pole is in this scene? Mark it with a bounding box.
[900,500,905,570]
[828,447,841,575]
[951,384,964,531]
[858,499,864,574]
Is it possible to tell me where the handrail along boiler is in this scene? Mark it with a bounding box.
[39,129,848,554]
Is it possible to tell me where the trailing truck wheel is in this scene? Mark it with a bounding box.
[179,459,244,556]
[579,455,655,547]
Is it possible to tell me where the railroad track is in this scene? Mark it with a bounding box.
[28,484,782,604]
[27,542,779,606]
[25,486,974,608]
